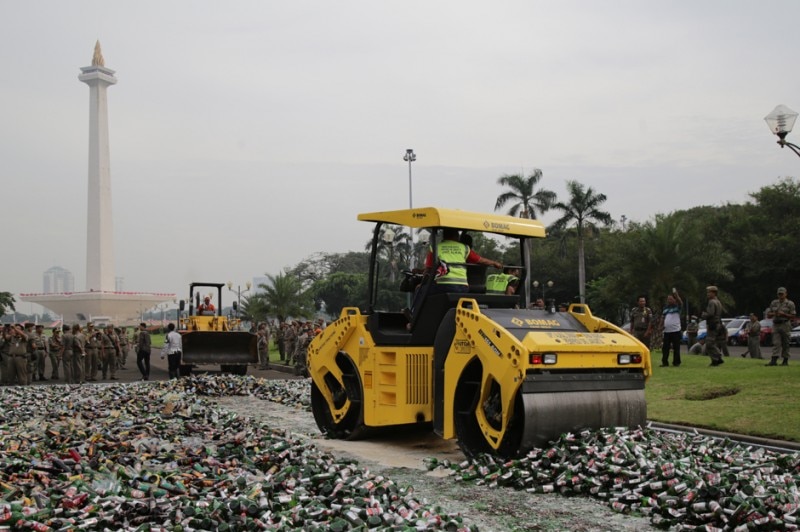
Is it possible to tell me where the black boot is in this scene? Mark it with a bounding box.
[782,358,789,366]
[766,357,778,366]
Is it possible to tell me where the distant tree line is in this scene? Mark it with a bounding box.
[234,176,800,326]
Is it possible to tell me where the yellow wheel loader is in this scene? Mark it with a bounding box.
[307,208,651,458]
[177,282,257,376]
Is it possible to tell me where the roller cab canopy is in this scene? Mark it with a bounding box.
[358,207,546,239]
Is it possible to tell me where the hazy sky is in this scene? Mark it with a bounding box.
[2,1,799,309]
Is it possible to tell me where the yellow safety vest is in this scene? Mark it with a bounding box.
[486,273,517,294]
[434,240,469,286]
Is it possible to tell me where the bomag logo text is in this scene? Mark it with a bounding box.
[483,221,511,231]
[511,317,562,327]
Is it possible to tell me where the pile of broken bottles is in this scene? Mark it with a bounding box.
[437,427,800,530]
[0,377,470,531]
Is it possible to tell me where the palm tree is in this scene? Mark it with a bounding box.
[252,272,314,323]
[495,169,556,307]
[494,170,556,219]
[365,224,410,283]
[549,180,613,303]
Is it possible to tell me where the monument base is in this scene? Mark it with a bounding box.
[20,291,175,324]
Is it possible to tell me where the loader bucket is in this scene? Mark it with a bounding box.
[180,331,258,365]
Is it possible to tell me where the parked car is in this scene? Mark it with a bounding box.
[736,318,774,346]
[682,318,733,344]
[791,325,800,346]
[725,318,748,345]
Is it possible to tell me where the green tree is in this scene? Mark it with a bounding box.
[590,213,732,328]
[312,272,368,318]
[251,272,314,323]
[0,292,15,318]
[494,169,557,218]
[549,180,613,303]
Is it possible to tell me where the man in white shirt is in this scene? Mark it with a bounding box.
[660,289,683,367]
[162,322,183,379]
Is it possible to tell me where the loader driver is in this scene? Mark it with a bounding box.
[197,296,216,315]
[406,228,502,324]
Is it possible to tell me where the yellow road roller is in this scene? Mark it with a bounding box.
[307,207,651,457]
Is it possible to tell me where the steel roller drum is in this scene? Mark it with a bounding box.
[518,389,647,450]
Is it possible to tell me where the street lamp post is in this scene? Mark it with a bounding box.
[765,105,800,158]
[227,281,251,320]
[403,148,416,210]
[403,149,416,306]
[532,280,554,307]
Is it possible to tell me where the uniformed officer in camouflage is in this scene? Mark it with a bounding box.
[629,296,653,345]
[72,324,86,384]
[48,327,63,380]
[276,323,286,360]
[0,324,10,385]
[117,327,129,369]
[84,325,101,381]
[701,285,725,366]
[284,322,297,363]
[101,324,119,380]
[24,322,35,383]
[61,325,76,384]
[5,324,29,385]
[766,286,796,366]
[32,324,49,381]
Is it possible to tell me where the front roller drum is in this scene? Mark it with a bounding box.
[455,383,646,458]
[310,352,367,440]
[518,389,647,451]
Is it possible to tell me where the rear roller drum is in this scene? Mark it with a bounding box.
[311,352,366,440]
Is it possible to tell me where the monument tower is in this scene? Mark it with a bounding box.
[20,42,174,322]
[79,41,116,291]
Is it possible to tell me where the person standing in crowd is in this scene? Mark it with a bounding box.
[24,322,35,384]
[660,289,683,367]
[0,324,11,384]
[84,326,101,381]
[161,322,183,379]
[61,325,75,384]
[257,324,270,370]
[5,324,29,385]
[32,324,49,381]
[284,322,297,364]
[48,326,62,381]
[100,324,118,380]
[701,286,725,366]
[742,313,762,359]
[629,296,653,345]
[486,266,522,295]
[136,322,151,381]
[766,286,796,366]
[117,327,129,369]
[72,324,86,384]
[685,316,699,349]
[276,323,286,361]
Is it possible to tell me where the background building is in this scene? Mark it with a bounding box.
[43,266,75,294]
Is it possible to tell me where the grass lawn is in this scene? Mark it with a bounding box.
[646,351,800,442]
